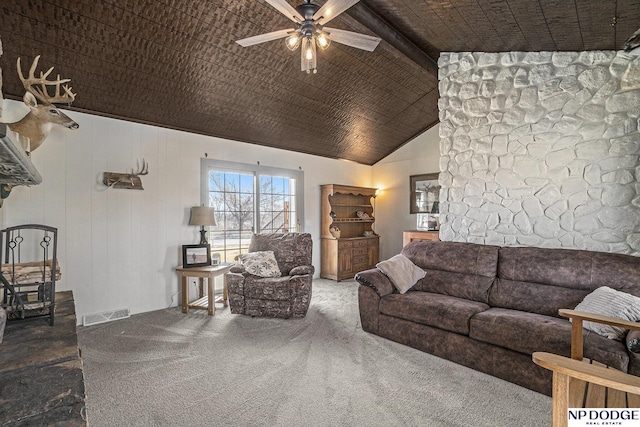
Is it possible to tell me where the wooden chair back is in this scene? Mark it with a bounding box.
[532,309,640,427]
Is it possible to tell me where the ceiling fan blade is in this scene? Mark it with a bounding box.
[314,0,360,25]
[324,27,381,52]
[265,0,304,23]
[236,28,294,47]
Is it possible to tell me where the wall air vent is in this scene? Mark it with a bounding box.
[83,308,130,326]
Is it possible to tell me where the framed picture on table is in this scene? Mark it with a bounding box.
[182,244,211,268]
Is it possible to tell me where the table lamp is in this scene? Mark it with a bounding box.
[189,206,216,245]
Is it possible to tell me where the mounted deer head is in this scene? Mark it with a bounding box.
[2,56,79,153]
[103,160,149,190]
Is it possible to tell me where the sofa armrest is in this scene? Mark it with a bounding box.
[629,351,640,376]
[229,263,246,274]
[354,268,394,297]
[290,265,315,276]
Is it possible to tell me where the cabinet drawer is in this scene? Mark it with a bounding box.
[352,262,369,272]
[353,239,367,248]
[339,240,353,249]
[352,247,367,256]
[353,255,367,264]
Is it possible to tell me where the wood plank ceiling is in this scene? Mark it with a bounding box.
[0,1,638,165]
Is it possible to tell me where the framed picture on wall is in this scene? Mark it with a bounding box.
[182,244,211,268]
[410,173,440,214]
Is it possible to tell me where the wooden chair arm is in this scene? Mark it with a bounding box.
[559,309,640,331]
[558,309,640,361]
[533,352,640,395]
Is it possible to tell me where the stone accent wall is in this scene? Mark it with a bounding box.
[438,51,640,255]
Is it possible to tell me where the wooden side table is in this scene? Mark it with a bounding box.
[402,230,439,247]
[176,264,233,316]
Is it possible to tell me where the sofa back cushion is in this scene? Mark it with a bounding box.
[401,241,499,304]
[491,247,640,317]
[249,233,312,276]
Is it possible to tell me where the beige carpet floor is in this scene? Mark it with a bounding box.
[78,279,551,426]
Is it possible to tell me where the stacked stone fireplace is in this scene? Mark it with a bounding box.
[438,51,640,256]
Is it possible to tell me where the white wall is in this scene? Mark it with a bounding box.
[1,100,372,321]
[372,125,441,259]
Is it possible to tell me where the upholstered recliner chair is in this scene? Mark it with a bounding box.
[226,233,313,318]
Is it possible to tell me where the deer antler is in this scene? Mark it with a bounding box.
[104,160,149,189]
[135,159,149,176]
[17,56,76,105]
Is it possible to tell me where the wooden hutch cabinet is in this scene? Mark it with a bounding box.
[320,184,379,281]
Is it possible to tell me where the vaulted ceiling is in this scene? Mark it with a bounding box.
[1,1,638,165]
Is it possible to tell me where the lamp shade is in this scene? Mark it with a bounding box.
[189,206,216,227]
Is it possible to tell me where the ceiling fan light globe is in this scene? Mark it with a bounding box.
[286,34,301,51]
[316,33,331,50]
[302,37,315,61]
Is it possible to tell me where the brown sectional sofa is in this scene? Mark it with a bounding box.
[355,240,640,396]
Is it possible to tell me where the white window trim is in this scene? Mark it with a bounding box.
[200,158,305,233]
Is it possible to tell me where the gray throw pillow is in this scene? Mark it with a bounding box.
[239,251,281,278]
[376,254,425,294]
[573,286,640,340]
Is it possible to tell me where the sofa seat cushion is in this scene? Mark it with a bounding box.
[244,276,292,301]
[470,308,629,371]
[380,291,490,335]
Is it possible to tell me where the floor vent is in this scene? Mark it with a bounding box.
[83,308,130,326]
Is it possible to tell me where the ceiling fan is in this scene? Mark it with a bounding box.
[236,0,382,74]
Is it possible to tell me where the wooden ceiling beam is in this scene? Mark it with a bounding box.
[346,2,438,76]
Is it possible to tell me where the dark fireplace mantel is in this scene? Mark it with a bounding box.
[0,291,87,425]
[0,123,42,187]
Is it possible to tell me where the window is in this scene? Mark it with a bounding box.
[201,159,304,263]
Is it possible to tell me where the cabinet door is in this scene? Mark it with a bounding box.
[368,244,379,268]
[338,249,352,276]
